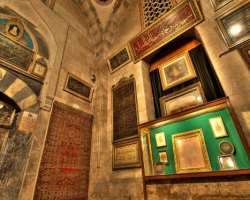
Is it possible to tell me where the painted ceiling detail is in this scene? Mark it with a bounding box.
[72,0,135,58]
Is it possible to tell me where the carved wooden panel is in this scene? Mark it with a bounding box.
[34,102,93,200]
[112,77,138,142]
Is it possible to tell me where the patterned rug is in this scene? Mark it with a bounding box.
[34,102,93,200]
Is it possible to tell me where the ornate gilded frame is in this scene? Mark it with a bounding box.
[210,0,233,11]
[64,73,94,102]
[159,52,197,90]
[113,139,141,170]
[107,45,132,73]
[172,129,212,174]
[216,0,250,48]
[160,82,206,116]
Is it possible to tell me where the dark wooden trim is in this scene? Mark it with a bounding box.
[139,98,228,129]
[144,169,250,184]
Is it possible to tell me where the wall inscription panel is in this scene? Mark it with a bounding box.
[112,77,138,142]
[0,34,34,70]
[34,102,93,200]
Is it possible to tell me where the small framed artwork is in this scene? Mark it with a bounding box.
[172,129,212,174]
[210,0,233,11]
[218,155,238,171]
[155,132,167,147]
[209,116,228,138]
[107,46,132,73]
[159,52,197,90]
[5,18,24,41]
[32,61,47,79]
[216,0,250,48]
[64,73,94,102]
[160,82,206,116]
[219,140,235,155]
[158,151,168,164]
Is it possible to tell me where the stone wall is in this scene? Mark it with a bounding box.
[0,0,95,200]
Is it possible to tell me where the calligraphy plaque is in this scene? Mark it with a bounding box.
[0,33,34,71]
[129,0,203,62]
[64,73,94,102]
[113,139,141,169]
[112,76,138,142]
[107,46,131,73]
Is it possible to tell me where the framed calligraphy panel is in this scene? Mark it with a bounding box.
[129,0,203,62]
[112,76,138,142]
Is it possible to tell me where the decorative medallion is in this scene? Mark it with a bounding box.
[219,141,235,155]
[5,19,24,41]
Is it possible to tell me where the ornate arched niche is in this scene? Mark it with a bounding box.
[0,10,49,84]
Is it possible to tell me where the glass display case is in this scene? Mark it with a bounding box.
[139,98,250,180]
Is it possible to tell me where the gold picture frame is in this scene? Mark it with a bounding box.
[159,52,197,90]
[64,73,94,102]
[155,132,167,147]
[210,0,233,11]
[209,116,228,138]
[32,61,47,79]
[216,0,250,48]
[107,45,132,73]
[113,139,141,170]
[159,151,168,164]
[160,82,206,116]
[172,129,212,174]
[218,155,238,171]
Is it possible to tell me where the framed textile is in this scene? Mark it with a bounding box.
[159,52,197,90]
[209,116,228,138]
[113,139,141,170]
[129,0,203,62]
[0,101,16,128]
[210,0,233,10]
[112,76,138,142]
[216,0,250,48]
[34,102,93,200]
[160,82,205,116]
[218,155,238,170]
[155,132,167,147]
[107,46,132,73]
[64,73,94,102]
[172,129,212,174]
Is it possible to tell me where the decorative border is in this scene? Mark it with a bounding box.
[160,82,206,116]
[216,0,250,48]
[210,0,233,11]
[172,129,212,174]
[107,45,132,73]
[129,0,203,63]
[113,139,141,170]
[64,73,94,102]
